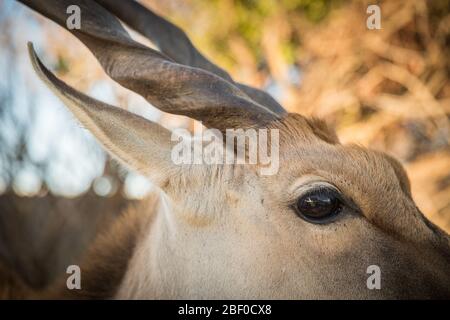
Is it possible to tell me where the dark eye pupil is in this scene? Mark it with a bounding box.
[296,189,342,222]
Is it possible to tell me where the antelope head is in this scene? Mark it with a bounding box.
[20,0,450,299]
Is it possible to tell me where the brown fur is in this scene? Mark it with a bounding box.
[59,195,158,299]
[0,195,158,299]
[0,263,33,299]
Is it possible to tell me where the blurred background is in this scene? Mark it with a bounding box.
[0,0,449,288]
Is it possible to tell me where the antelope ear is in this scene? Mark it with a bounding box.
[28,43,177,185]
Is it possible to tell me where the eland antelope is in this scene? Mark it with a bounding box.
[3,0,450,299]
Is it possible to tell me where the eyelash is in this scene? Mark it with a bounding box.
[289,185,341,206]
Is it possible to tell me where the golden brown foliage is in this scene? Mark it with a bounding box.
[146,0,450,232]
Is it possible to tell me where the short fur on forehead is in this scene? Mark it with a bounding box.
[268,113,339,145]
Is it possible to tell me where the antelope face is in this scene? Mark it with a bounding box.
[259,114,450,299]
[22,0,450,299]
[142,113,449,299]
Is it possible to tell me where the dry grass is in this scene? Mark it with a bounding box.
[286,0,450,231]
[148,0,450,231]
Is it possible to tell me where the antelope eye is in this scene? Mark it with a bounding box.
[295,187,343,224]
